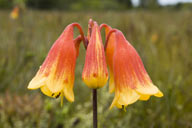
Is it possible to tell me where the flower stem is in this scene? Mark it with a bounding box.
[72,23,88,48]
[93,89,97,128]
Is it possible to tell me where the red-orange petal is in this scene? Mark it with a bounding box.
[104,25,116,93]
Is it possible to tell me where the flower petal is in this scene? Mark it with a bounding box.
[28,71,46,89]
[105,25,116,93]
[135,83,159,95]
[109,73,115,93]
[110,87,140,109]
[63,82,74,102]
[40,86,61,98]
[109,30,163,109]
[139,94,150,101]
[28,23,79,103]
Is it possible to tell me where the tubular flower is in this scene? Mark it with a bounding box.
[82,22,108,89]
[109,30,163,109]
[28,24,82,104]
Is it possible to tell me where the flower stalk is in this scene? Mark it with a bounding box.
[72,23,88,49]
[92,89,97,128]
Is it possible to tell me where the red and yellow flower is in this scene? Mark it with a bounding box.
[82,21,108,89]
[105,30,163,109]
[28,24,82,104]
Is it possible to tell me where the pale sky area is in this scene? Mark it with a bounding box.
[131,0,192,6]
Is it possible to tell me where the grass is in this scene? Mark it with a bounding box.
[0,10,192,128]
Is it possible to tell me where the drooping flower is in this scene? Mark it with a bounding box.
[108,30,163,109]
[28,24,83,104]
[82,21,108,89]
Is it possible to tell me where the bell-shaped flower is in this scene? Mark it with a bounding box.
[28,24,82,104]
[82,22,108,89]
[109,30,163,109]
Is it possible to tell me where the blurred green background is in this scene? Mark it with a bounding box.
[0,0,192,128]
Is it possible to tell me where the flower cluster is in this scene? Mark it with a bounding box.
[28,19,163,109]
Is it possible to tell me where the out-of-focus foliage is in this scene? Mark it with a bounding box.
[0,0,12,8]
[1,0,131,9]
[0,10,192,128]
[1,0,192,10]
[25,0,132,10]
[139,0,159,8]
[0,0,26,8]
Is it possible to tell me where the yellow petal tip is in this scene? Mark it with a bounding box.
[139,95,150,101]
[154,91,164,97]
